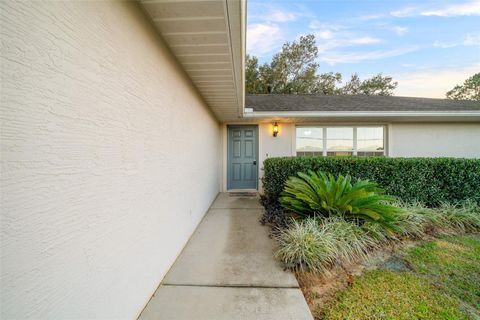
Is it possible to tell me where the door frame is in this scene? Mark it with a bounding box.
[226,124,259,191]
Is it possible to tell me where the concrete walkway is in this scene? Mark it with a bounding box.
[139,193,313,320]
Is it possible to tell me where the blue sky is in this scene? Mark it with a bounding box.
[247,0,480,98]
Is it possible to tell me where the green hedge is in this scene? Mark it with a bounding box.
[262,157,480,205]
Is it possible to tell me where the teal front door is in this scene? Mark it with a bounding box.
[227,126,258,190]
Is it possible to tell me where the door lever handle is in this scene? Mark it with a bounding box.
[253,160,257,165]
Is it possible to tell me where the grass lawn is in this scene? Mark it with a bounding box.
[303,235,480,320]
[405,235,480,312]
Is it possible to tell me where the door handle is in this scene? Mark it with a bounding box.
[253,160,257,165]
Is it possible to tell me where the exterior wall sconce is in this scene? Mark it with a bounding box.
[273,122,279,137]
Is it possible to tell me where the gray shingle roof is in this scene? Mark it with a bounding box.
[246,94,480,112]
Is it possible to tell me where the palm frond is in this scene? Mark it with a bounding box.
[279,170,402,230]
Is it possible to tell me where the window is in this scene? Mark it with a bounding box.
[357,127,384,156]
[296,126,385,157]
[296,127,323,156]
[326,127,353,156]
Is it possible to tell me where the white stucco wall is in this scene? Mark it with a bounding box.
[1,1,220,319]
[257,123,295,191]
[389,123,480,158]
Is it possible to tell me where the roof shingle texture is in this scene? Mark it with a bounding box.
[246,95,480,112]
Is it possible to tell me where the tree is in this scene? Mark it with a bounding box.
[446,73,480,101]
[340,73,397,95]
[246,35,322,94]
[356,73,397,96]
[341,73,362,95]
[245,55,262,94]
[315,72,343,95]
[246,34,398,96]
[269,34,320,94]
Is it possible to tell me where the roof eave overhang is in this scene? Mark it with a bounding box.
[139,0,246,122]
[243,111,480,122]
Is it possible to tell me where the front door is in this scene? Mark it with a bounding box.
[227,126,258,190]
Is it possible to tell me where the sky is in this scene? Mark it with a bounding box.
[247,0,480,98]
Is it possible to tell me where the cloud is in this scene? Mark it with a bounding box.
[263,10,298,22]
[393,26,408,36]
[391,1,480,17]
[394,64,480,98]
[316,30,334,40]
[311,25,385,64]
[463,33,480,46]
[246,5,304,56]
[421,1,480,16]
[313,26,382,53]
[433,40,458,48]
[247,23,284,56]
[308,20,346,31]
[318,46,418,64]
[316,34,382,54]
[249,5,307,23]
[430,33,480,48]
[390,7,417,17]
[350,37,382,45]
[358,14,386,21]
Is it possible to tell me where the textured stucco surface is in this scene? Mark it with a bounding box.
[1,1,220,318]
[258,123,295,192]
[389,123,480,158]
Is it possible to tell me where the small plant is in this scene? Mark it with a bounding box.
[389,201,431,238]
[392,201,480,236]
[279,170,401,230]
[274,217,376,273]
[437,201,480,233]
[259,195,289,229]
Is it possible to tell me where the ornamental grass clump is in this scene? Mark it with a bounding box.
[392,201,480,236]
[273,202,480,274]
[279,170,401,230]
[274,217,377,273]
[388,202,431,239]
[437,201,480,233]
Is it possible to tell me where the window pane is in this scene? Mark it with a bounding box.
[296,127,323,154]
[327,151,353,157]
[357,127,384,151]
[357,151,384,157]
[297,151,324,157]
[326,127,353,151]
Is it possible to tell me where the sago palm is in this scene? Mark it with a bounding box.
[279,170,401,230]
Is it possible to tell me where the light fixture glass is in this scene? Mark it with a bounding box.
[273,122,279,137]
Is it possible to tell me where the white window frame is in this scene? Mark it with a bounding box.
[295,125,387,157]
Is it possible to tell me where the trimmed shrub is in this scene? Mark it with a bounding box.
[263,157,480,205]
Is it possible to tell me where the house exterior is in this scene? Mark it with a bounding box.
[1,0,479,319]
[242,94,480,191]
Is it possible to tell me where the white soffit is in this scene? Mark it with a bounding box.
[139,0,245,122]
